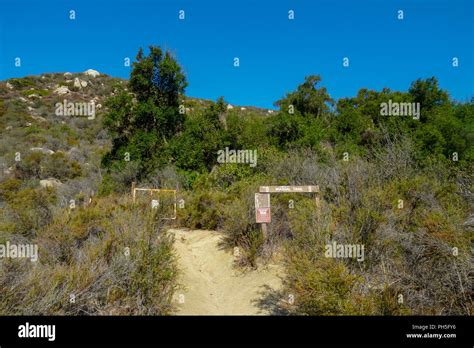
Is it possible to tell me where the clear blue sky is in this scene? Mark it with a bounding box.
[0,0,472,108]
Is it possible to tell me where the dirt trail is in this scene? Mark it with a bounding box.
[169,228,283,315]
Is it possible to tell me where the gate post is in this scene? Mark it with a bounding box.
[261,223,268,239]
[131,181,136,202]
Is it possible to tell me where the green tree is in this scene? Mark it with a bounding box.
[408,77,449,120]
[102,46,187,177]
[169,101,228,172]
[275,75,334,117]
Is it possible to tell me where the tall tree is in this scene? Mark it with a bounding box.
[102,46,187,175]
[275,75,334,117]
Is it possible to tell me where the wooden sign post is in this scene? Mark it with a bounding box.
[255,185,321,239]
[255,193,271,238]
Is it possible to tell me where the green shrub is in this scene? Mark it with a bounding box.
[0,185,56,236]
[0,195,179,315]
[8,77,36,89]
[22,89,50,97]
[179,190,228,230]
[284,254,372,315]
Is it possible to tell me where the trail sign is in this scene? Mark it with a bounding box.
[256,208,271,223]
[255,185,320,240]
[259,185,319,193]
[255,193,270,208]
[255,193,271,223]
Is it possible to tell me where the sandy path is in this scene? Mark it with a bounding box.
[169,228,283,315]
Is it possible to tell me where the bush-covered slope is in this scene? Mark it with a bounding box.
[0,48,472,315]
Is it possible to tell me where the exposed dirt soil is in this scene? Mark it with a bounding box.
[169,228,284,315]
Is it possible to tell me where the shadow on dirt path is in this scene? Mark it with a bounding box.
[169,228,286,315]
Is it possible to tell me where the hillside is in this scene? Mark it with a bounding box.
[0,63,472,316]
[0,71,269,205]
[0,71,287,315]
[0,71,121,204]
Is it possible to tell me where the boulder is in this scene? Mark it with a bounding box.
[30,147,54,155]
[64,72,72,77]
[463,214,474,232]
[74,77,88,88]
[84,69,100,77]
[31,115,47,122]
[73,78,81,88]
[6,82,14,89]
[40,178,62,188]
[54,86,70,95]
[227,104,234,110]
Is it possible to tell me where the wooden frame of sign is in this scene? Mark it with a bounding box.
[259,185,319,193]
[255,193,271,223]
[256,185,321,238]
[131,182,177,220]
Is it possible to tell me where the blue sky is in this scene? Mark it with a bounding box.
[0,0,472,108]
